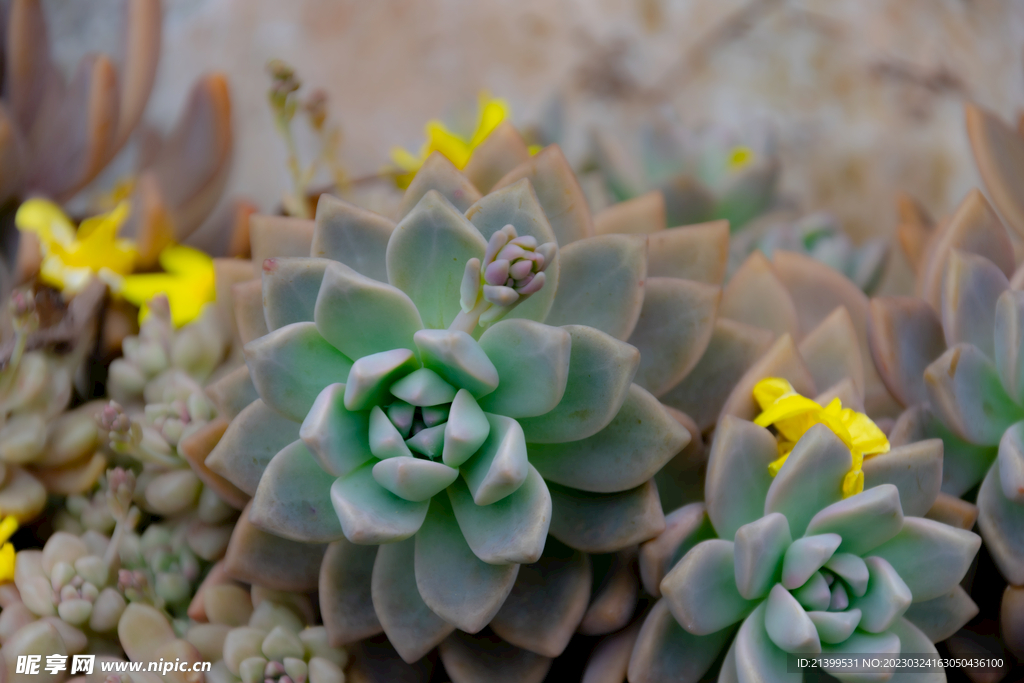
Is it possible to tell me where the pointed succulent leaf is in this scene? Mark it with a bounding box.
[660,319,774,432]
[444,464,551,565]
[461,413,528,505]
[226,503,326,592]
[490,543,591,657]
[998,421,1024,502]
[369,406,414,459]
[807,610,861,645]
[765,425,851,537]
[262,258,329,331]
[372,457,458,502]
[476,319,570,417]
[405,424,446,457]
[941,249,1008,357]
[646,220,730,284]
[593,190,666,235]
[994,289,1024,403]
[371,538,454,664]
[399,152,482,218]
[250,215,314,267]
[414,329,499,398]
[387,190,488,328]
[518,325,639,443]
[414,495,520,633]
[438,631,551,683]
[316,261,424,361]
[720,251,799,339]
[627,599,733,683]
[791,571,831,611]
[824,553,869,597]
[870,516,981,601]
[544,234,646,341]
[312,194,394,283]
[781,534,842,590]
[442,389,491,467]
[628,278,720,397]
[233,279,270,345]
[205,365,260,420]
[733,512,792,600]
[862,440,943,517]
[250,441,344,543]
[529,384,689,492]
[319,538,383,644]
[330,463,429,544]
[732,603,792,683]
[548,479,664,554]
[887,619,944,683]
[300,384,373,477]
[718,334,817,423]
[639,503,716,598]
[924,343,1021,445]
[705,416,779,540]
[902,586,979,643]
[463,121,531,193]
[344,349,419,411]
[491,144,594,245]
[245,322,354,422]
[805,485,904,556]
[207,400,300,496]
[966,103,1024,239]
[847,556,912,633]
[578,547,639,636]
[797,306,865,402]
[389,368,457,406]
[868,296,946,408]
[661,539,759,635]
[820,630,900,679]
[976,463,1024,584]
[765,584,821,654]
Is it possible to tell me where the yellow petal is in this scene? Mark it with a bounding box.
[468,93,510,148]
[121,245,215,327]
[753,393,821,428]
[727,145,756,173]
[753,377,797,410]
[0,516,17,546]
[425,121,473,168]
[0,543,13,583]
[15,198,76,247]
[842,469,864,498]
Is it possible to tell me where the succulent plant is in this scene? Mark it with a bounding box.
[204,135,745,678]
[118,523,204,622]
[627,413,980,683]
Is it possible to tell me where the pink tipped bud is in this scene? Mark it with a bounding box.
[484,259,510,286]
[98,402,131,434]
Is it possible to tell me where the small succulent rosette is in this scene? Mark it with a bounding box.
[628,413,981,683]
[204,139,733,674]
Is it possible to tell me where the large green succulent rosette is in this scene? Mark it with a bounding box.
[205,150,694,666]
[628,417,981,683]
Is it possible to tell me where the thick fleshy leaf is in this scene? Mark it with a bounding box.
[977,463,1024,585]
[781,534,841,590]
[491,144,594,245]
[490,541,590,657]
[594,190,665,235]
[344,635,435,682]
[733,513,792,600]
[871,516,981,601]
[249,215,315,269]
[319,537,383,644]
[390,368,457,406]
[225,504,326,592]
[461,413,528,505]
[765,425,851,537]
[518,325,639,443]
[867,296,946,408]
[315,260,424,360]
[399,152,482,218]
[476,320,570,417]
[584,616,642,683]
[797,306,864,401]
[233,279,270,345]
[626,599,733,683]
[791,571,831,611]
[387,190,488,328]
[718,334,817,424]
[529,384,689,493]
[463,121,531,193]
[372,457,459,503]
[312,194,394,283]
[926,492,980,531]
[438,630,551,683]
[369,405,414,459]
[629,278,720,397]
[206,400,300,496]
[406,423,446,457]
[705,416,781,540]
[903,586,979,643]
[330,463,429,544]
[994,289,1024,402]
[824,554,869,597]
[805,485,904,556]
[448,466,551,565]
[807,610,861,645]
[660,319,774,431]
[1002,422,1024,499]
[245,322,354,422]
[847,556,912,633]
[178,418,249,510]
[638,503,716,598]
[862,440,943,517]
[544,234,647,341]
[646,220,730,284]
[821,630,900,680]
[371,538,454,663]
[344,349,419,411]
[941,249,1008,357]
[661,539,758,635]
[250,440,344,543]
[720,251,799,339]
[300,383,373,478]
[924,343,1021,445]
[765,584,821,654]
[886,619,945,683]
[732,604,795,683]
[414,329,499,398]
[205,365,259,420]
[414,495,519,633]
[262,257,329,331]
[443,389,491,467]
[548,479,664,554]
[464,179,561,323]
[966,103,1024,239]
[579,547,639,635]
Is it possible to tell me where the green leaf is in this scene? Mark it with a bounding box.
[765,425,851,537]
[870,517,981,601]
[547,479,664,554]
[206,400,300,496]
[626,598,733,683]
[330,463,429,544]
[733,512,791,600]
[704,416,778,540]
[764,584,821,654]
[414,329,498,398]
[847,556,912,633]
[312,195,394,283]
[372,457,458,502]
[476,320,570,417]
[661,539,758,635]
[262,257,330,331]
[804,484,904,557]
[460,414,528,505]
[299,383,373,477]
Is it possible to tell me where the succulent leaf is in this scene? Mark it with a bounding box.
[902,586,979,642]
[994,289,1024,403]
[765,583,821,654]
[547,479,664,554]
[398,152,482,219]
[261,257,329,331]
[846,556,912,633]
[413,329,499,398]
[941,249,1008,357]
[626,598,732,683]
[661,539,758,636]
[318,538,382,644]
[861,440,943,517]
[206,400,300,496]
[329,463,429,544]
[804,485,904,556]
[441,389,491,467]
[870,517,982,602]
[475,319,570,417]
[867,296,946,408]
[704,416,779,540]
[372,457,458,502]
[460,413,528,506]
[764,425,851,536]
[312,194,394,283]
[733,512,792,601]
[976,463,1024,585]
[299,383,373,477]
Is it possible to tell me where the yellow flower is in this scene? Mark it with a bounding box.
[121,245,216,328]
[753,377,889,498]
[727,145,756,173]
[390,92,510,188]
[15,199,137,295]
[0,515,18,583]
